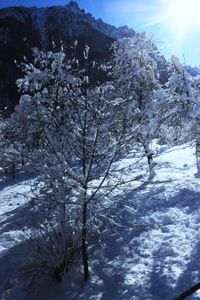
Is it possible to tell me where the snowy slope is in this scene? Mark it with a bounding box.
[1,144,200,300]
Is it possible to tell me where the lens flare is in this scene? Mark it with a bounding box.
[142,0,200,44]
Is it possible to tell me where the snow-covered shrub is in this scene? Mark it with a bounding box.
[18,222,81,283]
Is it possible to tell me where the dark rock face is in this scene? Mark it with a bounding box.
[0,7,40,112]
[0,2,135,113]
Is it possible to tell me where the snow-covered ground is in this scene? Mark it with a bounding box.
[1,143,200,300]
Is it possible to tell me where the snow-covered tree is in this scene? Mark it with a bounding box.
[111,33,162,177]
[155,55,200,175]
[14,45,141,281]
[157,56,194,143]
[189,75,200,175]
[159,58,193,133]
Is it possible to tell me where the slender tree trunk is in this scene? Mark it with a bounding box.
[82,201,89,281]
[143,142,155,179]
[195,139,200,176]
[143,143,152,168]
[81,87,89,281]
[10,164,16,179]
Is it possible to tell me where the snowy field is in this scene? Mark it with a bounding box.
[1,143,200,299]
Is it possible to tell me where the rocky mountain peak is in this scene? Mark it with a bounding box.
[67,1,80,9]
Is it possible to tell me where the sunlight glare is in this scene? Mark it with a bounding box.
[143,0,200,43]
[166,0,200,30]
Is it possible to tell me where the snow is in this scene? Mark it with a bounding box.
[1,143,200,299]
[0,175,34,256]
[171,55,184,74]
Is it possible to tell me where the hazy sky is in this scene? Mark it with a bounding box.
[0,0,200,66]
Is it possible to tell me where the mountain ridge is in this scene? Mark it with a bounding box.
[0,1,136,41]
[2,1,198,113]
[0,1,136,112]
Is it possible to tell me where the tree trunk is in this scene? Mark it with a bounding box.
[143,143,155,179]
[82,201,89,281]
[195,139,200,176]
[143,143,152,167]
[10,164,16,179]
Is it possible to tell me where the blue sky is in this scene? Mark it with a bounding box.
[0,0,200,66]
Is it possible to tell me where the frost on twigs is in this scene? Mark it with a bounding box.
[112,33,161,176]
[11,42,144,282]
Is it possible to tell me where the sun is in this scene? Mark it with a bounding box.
[166,0,200,32]
[143,0,200,42]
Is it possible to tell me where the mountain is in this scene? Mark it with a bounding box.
[0,1,136,113]
[186,65,200,76]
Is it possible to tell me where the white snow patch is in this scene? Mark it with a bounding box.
[1,144,200,299]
